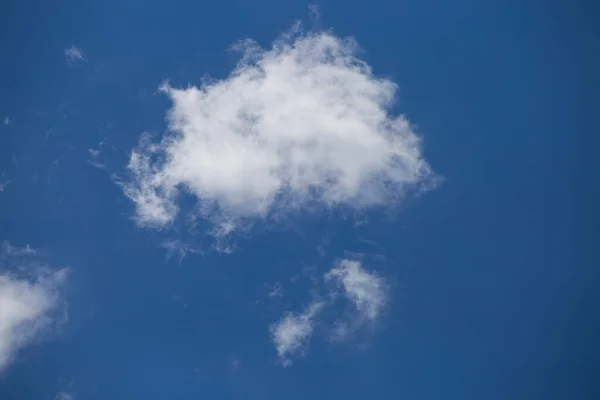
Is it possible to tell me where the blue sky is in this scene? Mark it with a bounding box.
[0,1,597,399]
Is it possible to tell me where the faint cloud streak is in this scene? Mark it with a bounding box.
[64,45,86,65]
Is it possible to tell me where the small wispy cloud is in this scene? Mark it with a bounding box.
[87,147,106,169]
[88,149,100,158]
[325,259,387,340]
[0,180,10,193]
[0,242,67,371]
[64,45,86,65]
[161,240,202,263]
[269,259,387,365]
[268,283,284,298]
[270,301,323,366]
[87,138,116,170]
[54,392,74,400]
[3,117,10,126]
[325,259,386,322]
[308,4,321,21]
[0,241,37,257]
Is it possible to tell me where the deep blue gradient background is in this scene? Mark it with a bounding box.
[1,1,598,399]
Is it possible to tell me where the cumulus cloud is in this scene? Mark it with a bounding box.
[121,25,435,234]
[0,242,67,371]
[270,301,323,366]
[270,258,387,364]
[64,45,86,65]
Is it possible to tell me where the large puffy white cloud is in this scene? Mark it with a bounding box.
[0,242,67,371]
[122,25,435,232]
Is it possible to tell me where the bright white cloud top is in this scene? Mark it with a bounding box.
[122,27,435,231]
[0,243,67,371]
